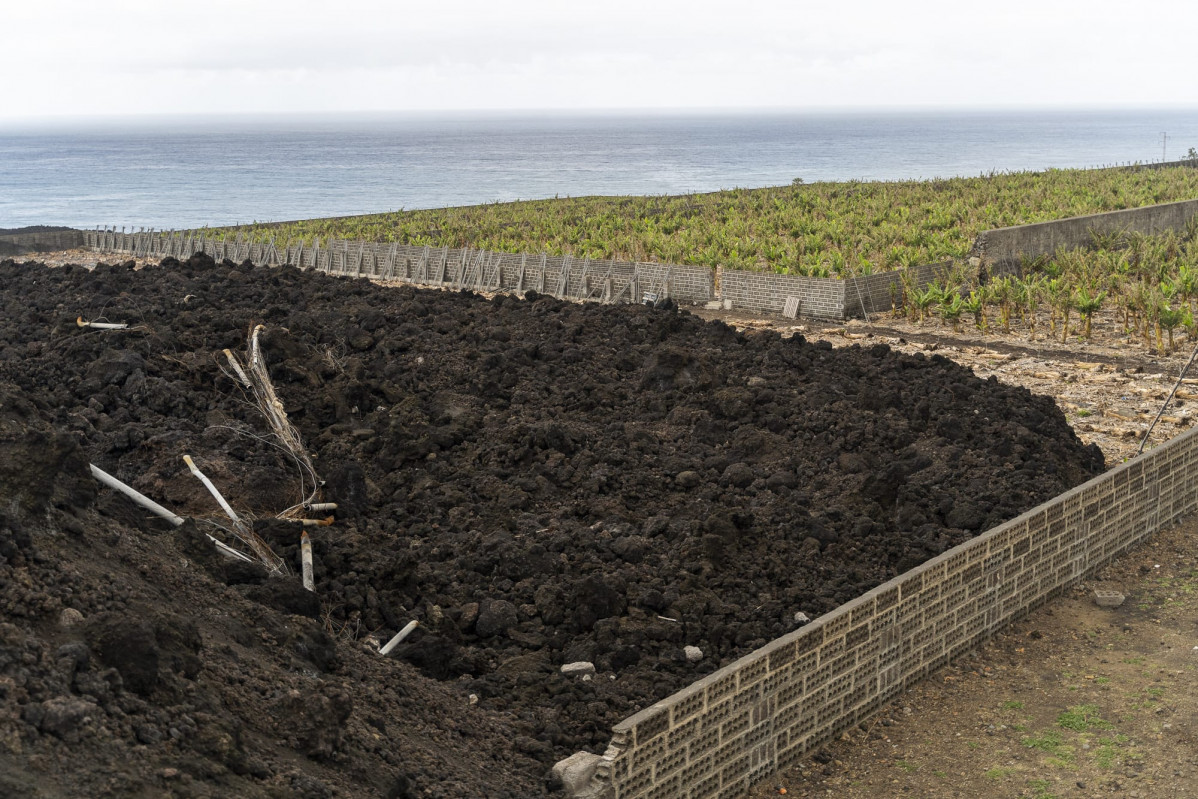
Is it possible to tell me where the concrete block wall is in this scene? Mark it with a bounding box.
[579,424,1198,799]
[720,271,846,320]
[842,261,950,318]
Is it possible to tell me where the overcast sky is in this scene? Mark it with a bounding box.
[3,0,1196,121]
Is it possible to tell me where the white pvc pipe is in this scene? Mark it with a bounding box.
[90,462,253,564]
[379,621,419,656]
[89,464,184,526]
[210,536,254,563]
[300,531,314,591]
[77,316,128,330]
[183,455,242,526]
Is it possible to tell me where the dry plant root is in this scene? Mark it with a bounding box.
[221,325,323,520]
[183,454,286,574]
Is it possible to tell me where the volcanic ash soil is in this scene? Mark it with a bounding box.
[0,254,1104,796]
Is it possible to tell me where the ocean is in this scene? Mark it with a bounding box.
[2,109,1197,230]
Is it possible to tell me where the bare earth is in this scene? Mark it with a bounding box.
[36,251,1198,799]
[698,310,1198,799]
[746,518,1198,799]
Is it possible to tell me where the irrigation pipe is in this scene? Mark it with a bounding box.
[88,463,253,563]
[379,621,419,656]
[209,536,255,563]
[1137,339,1198,456]
[183,454,286,574]
[89,464,184,526]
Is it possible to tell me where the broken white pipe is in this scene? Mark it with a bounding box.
[222,348,251,387]
[89,463,253,563]
[210,536,254,563]
[182,455,242,527]
[88,463,184,526]
[300,531,314,591]
[77,316,128,330]
[304,502,337,512]
[379,621,419,656]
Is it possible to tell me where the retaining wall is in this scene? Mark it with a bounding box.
[572,424,1198,798]
[0,229,84,256]
[976,198,1198,276]
[83,229,926,323]
[719,271,845,320]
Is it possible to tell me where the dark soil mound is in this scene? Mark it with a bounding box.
[0,255,1104,796]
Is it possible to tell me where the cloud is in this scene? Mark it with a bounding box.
[2,0,1197,119]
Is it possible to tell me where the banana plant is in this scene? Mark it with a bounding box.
[910,283,944,324]
[1158,303,1190,353]
[1072,286,1107,341]
[961,289,988,332]
[1045,277,1070,335]
[1022,275,1045,340]
[939,292,966,331]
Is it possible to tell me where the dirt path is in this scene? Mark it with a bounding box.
[748,515,1198,799]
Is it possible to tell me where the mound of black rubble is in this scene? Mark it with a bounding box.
[0,254,1103,793]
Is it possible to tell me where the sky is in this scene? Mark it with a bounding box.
[2,0,1197,121]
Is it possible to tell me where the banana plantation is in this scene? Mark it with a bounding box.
[224,166,1198,277]
[898,223,1198,354]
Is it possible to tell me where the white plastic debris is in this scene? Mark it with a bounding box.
[77,316,128,330]
[560,661,596,677]
[379,620,419,657]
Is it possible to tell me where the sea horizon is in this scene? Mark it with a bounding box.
[3,107,1198,230]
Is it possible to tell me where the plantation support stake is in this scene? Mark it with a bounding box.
[222,348,251,387]
[1138,339,1198,455]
